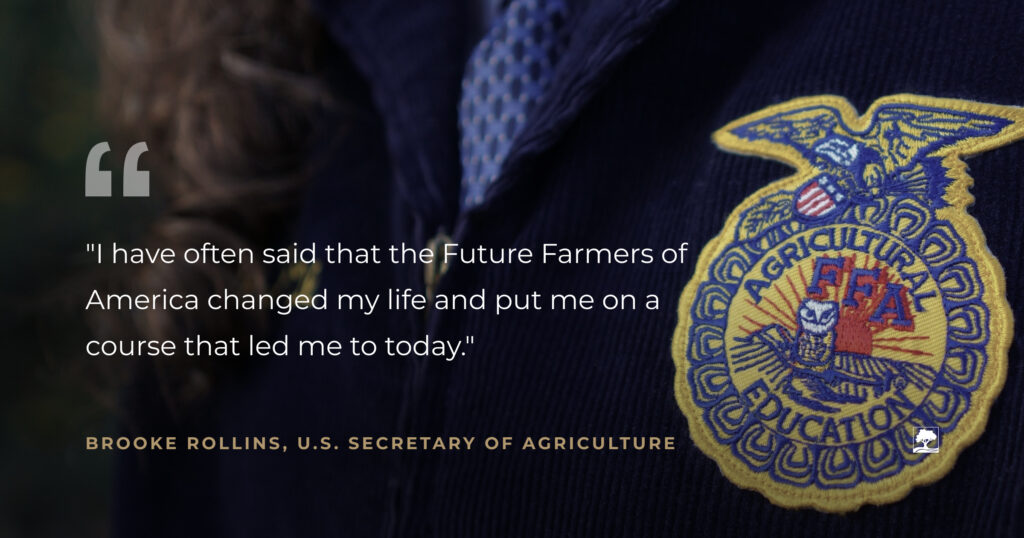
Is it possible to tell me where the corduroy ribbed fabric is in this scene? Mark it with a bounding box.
[115,0,1024,536]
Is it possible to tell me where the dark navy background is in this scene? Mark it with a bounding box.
[118,0,1024,536]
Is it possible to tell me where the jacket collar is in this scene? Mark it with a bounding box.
[488,0,680,210]
[311,0,680,227]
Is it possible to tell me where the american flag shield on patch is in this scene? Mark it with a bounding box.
[795,175,844,218]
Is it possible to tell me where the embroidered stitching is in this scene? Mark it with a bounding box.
[672,94,1024,512]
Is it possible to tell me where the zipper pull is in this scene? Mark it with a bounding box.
[424,230,453,305]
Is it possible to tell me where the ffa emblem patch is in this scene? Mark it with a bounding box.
[672,95,1024,512]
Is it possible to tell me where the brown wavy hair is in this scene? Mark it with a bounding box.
[94,0,335,416]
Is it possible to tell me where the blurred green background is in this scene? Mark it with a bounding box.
[0,1,137,536]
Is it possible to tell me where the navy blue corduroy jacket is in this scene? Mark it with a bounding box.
[116,0,1024,536]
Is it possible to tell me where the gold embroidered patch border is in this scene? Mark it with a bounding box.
[672,94,1024,512]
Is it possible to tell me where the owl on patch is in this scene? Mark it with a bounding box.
[731,298,936,413]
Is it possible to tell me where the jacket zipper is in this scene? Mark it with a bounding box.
[423,229,453,317]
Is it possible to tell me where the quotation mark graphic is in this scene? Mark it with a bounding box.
[85,141,149,197]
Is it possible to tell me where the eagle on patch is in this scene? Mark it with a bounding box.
[729,103,1011,240]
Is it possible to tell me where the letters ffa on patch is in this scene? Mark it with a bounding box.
[673,95,1024,512]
